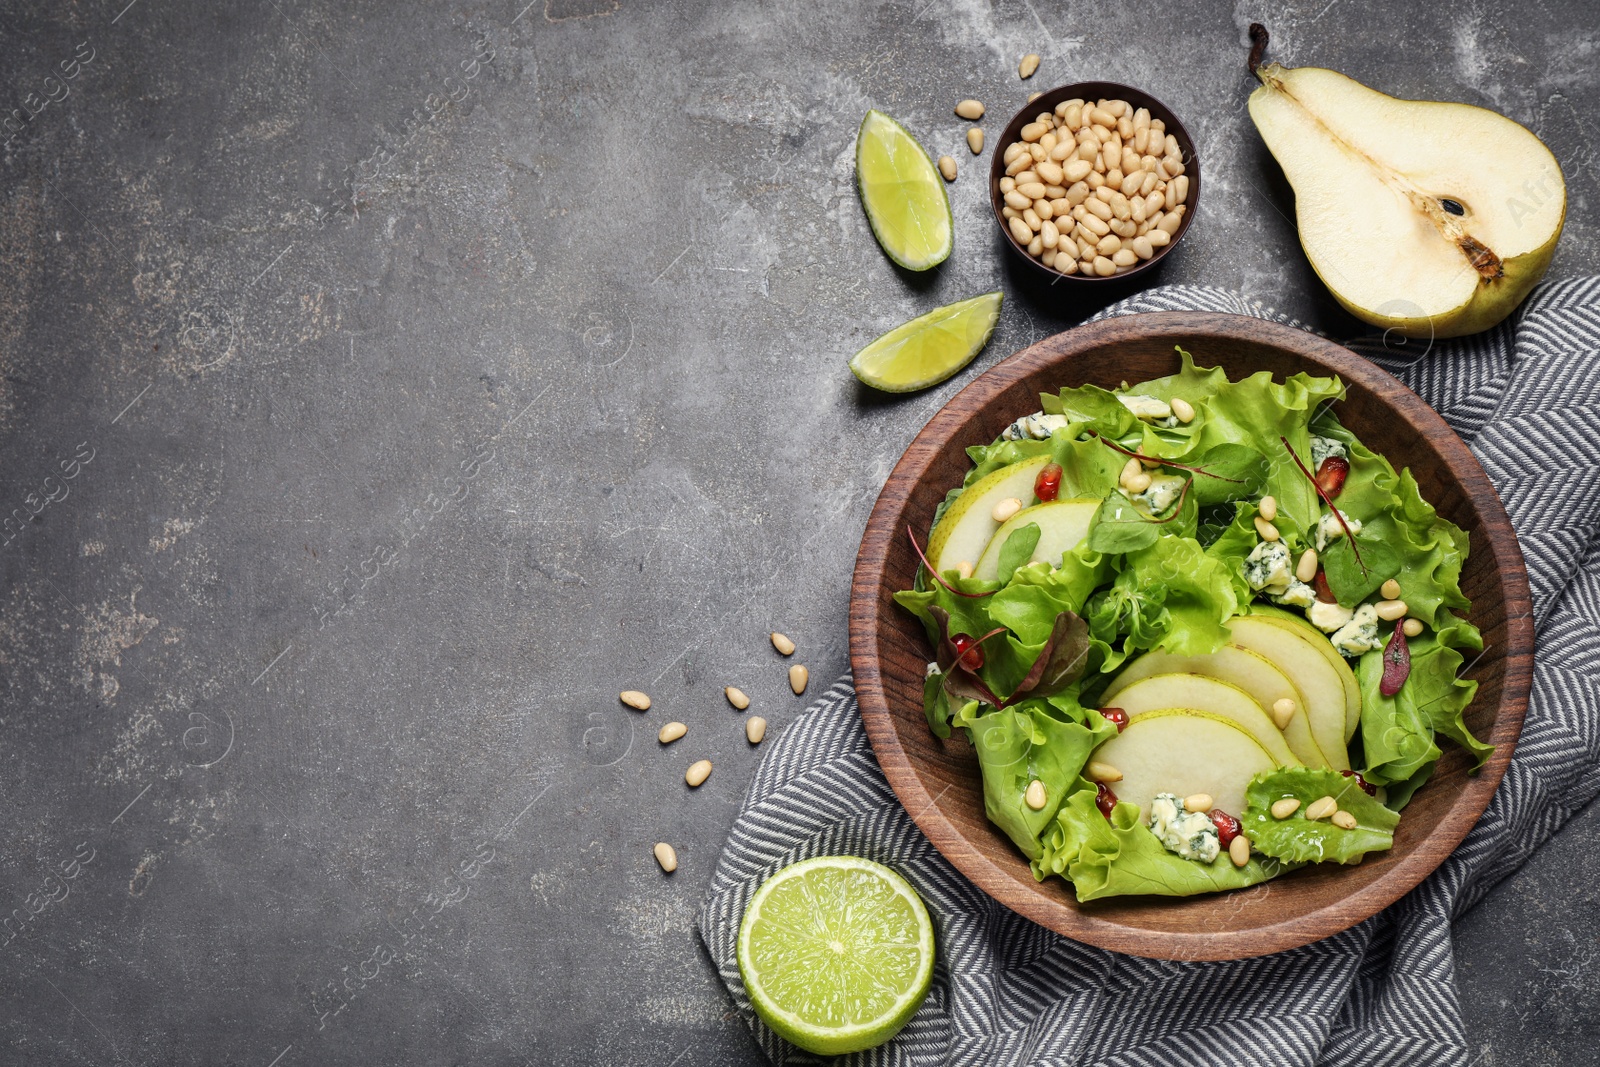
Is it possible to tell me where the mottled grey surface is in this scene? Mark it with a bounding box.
[0,0,1596,1064]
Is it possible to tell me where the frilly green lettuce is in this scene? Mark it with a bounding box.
[1241,768,1399,864]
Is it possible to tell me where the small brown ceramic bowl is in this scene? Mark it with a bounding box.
[989,82,1199,283]
[849,312,1532,961]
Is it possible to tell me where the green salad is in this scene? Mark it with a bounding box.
[895,348,1488,901]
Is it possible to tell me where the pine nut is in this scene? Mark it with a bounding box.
[1063,158,1092,183]
[1158,211,1182,235]
[1004,190,1031,211]
[1024,779,1047,811]
[1065,181,1090,205]
[1080,212,1109,236]
[1035,160,1064,185]
[1375,599,1409,621]
[992,496,1023,523]
[1092,256,1116,276]
[955,560,973,579]
[967,127,984,154]
[1003,141,1025,165]
[1008,216,1033,245]
[1097,234,1122,257]
[1258,495,1278,522]
[658,721,687,744]
[1147,228,1170,247]
[1403,618,1424,637]
[1041,219,1060,250]
[1229,835,1251,867]
[1183,793,1213,813]
[1017,181,1048,200]
[771,632,796,655]
[725,686,750,710]
[654,842,678,872]
[1296,549,1318,583]
[1029,142,1046,162]
[1173,174,1189,205]
[1018,53,1040,78]
[999,177,1016,196]
[789,664,809,694]
[1170,396,1194,422]
[955,99,985,120]
[1023,208,1042,232]
[1271,798,1301,819]
[1120,170,1143,196]
[1040,249,1057,267]
[1254,516,1280,542]
[746,716,767,744]
[1085,197,1113,221]
[1127,471,1151,493]
[1119,457,1143,488]
[1005,153,1032,176]
[1133,106,1149,130]
[1056,256,1078,275]
[1089,107,1116,126]
[685,760,713,787]
[1305,796,1338,821]
[1271,698,1296,730]
[1019,121,1047,143]
[1112,248,1137,267]
[1381,579,1402,600]
[619,690,651,711]
[1110,218,1135,238]
[1026,235,1043,256]
[937,155,957,181]
[1087,760,1122,783]
[1331,810,1358,830]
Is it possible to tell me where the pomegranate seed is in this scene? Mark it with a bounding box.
[1100,706,1129,732]
[950,633,985,671]
[1341,769,1378,796]
[1315,455,1350,499]
[1034,462,1063,502]
[1095,782,1117,819]
[1209,809,1241,848]
[1313,570,1337,604]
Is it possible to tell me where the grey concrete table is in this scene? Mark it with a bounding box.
[1,1,1595,1063]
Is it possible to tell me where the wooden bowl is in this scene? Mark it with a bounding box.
[848,312,1532,961]
[989,82,1198,284]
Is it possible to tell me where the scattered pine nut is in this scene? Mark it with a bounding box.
[1271,798,1301,820]
[937,155,957,182]
[1253,516,1280,542]
[1183,793,1213,814]
[1403,618,1424,637]
[1126,471,1152,494]
[954,99,985,120]
[789,664,809,695]
[992,496,1023,523]
[1380,578,1402,600]
[1331,810,1359,830]
[1375,599,1408,621]
[1258,495,1278,523]
[619,690,651,711]
[725,686,750,710]
[1296,548,1319,583]
[967,127,984,154]
[956,560,974,580]
[1228,835,1251,867]
[1119,457,1143,489]
[1304,796,1338,821]
[654,842,678,873]
[770,632,796,656]
[1024,779,1047,810]
[685,759,713,788]
[1271,698,1297,730]
[1170,397,1195,423]
[746,716,768,744]
[1087,760,1122,783]
[1018,53,1040,79]
[658,721,687,744]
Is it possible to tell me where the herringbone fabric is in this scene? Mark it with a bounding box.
[698,281,1600,1066]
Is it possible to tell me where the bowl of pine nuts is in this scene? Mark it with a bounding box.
[990,82,1198,281]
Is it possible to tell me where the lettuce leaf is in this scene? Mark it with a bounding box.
[1356,623,1487,796]
[987,550,1113,644]
[1086,535,1238,669]
[1242,767,1399,864]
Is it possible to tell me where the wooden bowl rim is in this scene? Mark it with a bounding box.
[848,310,1533,960]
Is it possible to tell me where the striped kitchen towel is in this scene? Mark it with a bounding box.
[697,279,1600,1066]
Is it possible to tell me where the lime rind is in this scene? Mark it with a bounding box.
[856,110,954,271]
[737,855,936,1056]
[848,291,1003,393]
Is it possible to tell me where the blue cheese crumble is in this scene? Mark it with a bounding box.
[1135,473,1185,515]
[1243,541,1293,595]
[1330,603,1383,656]
[1308,599,1355,632]
[1314,509,1363,552]
[1148,793,1220,863]
[1270,578,1317,609]
[1311,435,1347,469]
[1118,394,1171,421]
[1000,411,1069,441]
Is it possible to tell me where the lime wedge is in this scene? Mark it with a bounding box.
[856,110,953,271]
[737,855,935,1056]
[848,291,1003,392]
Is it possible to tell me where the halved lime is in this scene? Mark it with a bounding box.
[856,110,953,271]
[737,855,935,1056]
[848,291,1003,392]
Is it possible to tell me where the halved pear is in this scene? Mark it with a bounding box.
[973,498,1099,581]
[1249,60,1564,338]
[925,456,1051,576]
[1248,606,1362,741]
[1108,674,1298,767]
[1091,709,1281,820]
[1228,616,1350,771]
[1102,646,1328,767]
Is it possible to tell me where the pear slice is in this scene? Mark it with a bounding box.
[972,498,1099,581]
[1102,645,1328,767]
[1228,617,1350,771]
[924,456,1051,576]
[1248,606,1362,742]
[1248,34,1564,339]
[1090,709,1281,821]
[1107,673,1298,767]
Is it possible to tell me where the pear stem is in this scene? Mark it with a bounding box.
[1247,23,1269,78]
